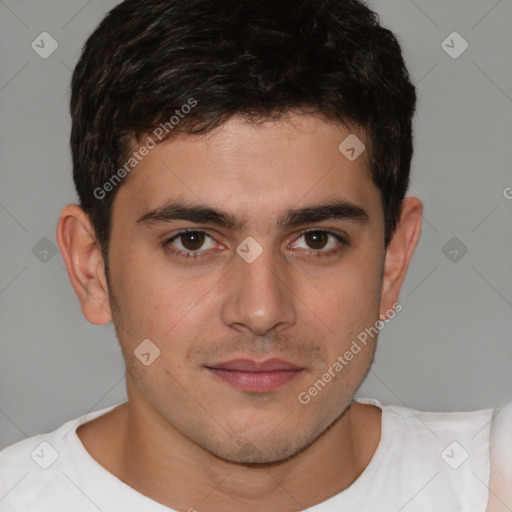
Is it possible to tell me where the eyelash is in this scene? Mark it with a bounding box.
[162,229,348,260]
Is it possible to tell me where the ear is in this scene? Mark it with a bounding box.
[56,204,112,325]
[380,196,423,317]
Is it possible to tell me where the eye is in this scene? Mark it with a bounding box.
[163,228,347,260]
[290,229,347,256]
[164,230,219,257]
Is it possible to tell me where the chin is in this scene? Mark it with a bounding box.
[202,425,317,466]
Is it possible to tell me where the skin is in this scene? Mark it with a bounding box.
[486,404,512,512]
[56,112,423,511]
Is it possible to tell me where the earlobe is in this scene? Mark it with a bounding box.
[56,204,112,325]
[380,196,423,315]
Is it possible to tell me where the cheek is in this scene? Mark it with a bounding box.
[110,252,220,350]
[297,252,383,338]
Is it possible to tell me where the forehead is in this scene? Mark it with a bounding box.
[113,113,381,226]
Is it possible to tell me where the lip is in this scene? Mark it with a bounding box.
[205,358,304,393]
[206,358,302,372]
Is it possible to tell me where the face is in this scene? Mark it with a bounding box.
[104,113,388,463]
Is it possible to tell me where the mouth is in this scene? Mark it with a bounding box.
[204,358,305,393]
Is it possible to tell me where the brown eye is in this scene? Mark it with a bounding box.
[290,229,346,257]
[304,230,329,250]
[163,229,216,257]
[179,231,206,250]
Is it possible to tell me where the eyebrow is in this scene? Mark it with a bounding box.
[136,200,369,230]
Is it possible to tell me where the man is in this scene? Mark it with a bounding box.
[0,0,510,510]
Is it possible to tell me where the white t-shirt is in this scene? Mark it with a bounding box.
[0,397,510,512]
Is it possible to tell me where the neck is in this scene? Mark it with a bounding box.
[77,383,381,512]
[113,393,379,511]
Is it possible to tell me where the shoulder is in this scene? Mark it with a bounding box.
[0,431,64,511]
[0,430,62,476]
[379,400,494,511]
[383,400,494,444]
[359,397,495,463]
[0,405,107,473]
[0,405,120,511]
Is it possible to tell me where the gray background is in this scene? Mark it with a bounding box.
[0,0,511,451]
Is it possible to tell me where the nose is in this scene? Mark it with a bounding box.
[220,247,297,336]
